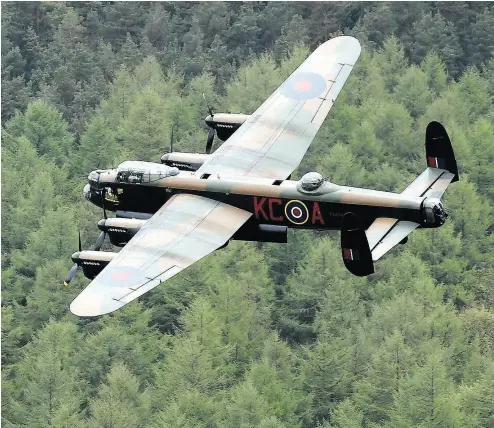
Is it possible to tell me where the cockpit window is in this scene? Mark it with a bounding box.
[104,187,119,202]
[116,161,179,184]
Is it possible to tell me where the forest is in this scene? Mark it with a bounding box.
[2,2,494,427]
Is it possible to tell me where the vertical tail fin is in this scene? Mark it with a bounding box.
[425,121,459,182]
[403,121,459,198]
[341,213,374,276]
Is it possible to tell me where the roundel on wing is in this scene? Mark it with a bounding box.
[285,200,309,225]
[99,265,144,288]
[281,72,327,101]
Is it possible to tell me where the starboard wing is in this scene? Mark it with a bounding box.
[196,36,361,179]
[70,194,252,316]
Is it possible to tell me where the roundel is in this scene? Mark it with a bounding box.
[285,200,309,225]
[281,72,327,101]
[99,265,144,288]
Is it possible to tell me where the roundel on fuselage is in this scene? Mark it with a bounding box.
[285,200,309,225]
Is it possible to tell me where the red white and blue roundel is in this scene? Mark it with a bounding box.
[281,72,327,101]
[285,200,309,225]
[99,265,144,288]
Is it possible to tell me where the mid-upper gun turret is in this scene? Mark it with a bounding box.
[297,172,340,195]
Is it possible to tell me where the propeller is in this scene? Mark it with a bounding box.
[100,187,107,220]
[203,93,216,154]
[64,231,82,286]
[169,127,174,154]
[203,92,214,117]
[206,128,215,154]
[94,188,108,251]
[94,230,106,251]
[63,177,111,286]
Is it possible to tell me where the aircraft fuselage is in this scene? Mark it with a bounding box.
[84,167,437,232]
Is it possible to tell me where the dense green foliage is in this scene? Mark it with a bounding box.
[2,2,494,427]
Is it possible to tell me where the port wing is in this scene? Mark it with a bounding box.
[70,194,251,316]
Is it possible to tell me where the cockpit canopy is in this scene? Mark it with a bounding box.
[116,161,179,184]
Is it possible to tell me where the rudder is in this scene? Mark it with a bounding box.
[425,121,459,182]
[341,213,374,276]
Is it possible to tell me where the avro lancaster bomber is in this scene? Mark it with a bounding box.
[66,36,459,316]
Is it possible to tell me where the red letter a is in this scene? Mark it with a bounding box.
[312,202,325,225]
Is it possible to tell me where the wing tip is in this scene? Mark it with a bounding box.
[70,294,124,317]
[321,35,361,50]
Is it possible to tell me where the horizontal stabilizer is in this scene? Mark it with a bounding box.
[402,168,456,199]
[341,213,374,276]
[366,218,419,261]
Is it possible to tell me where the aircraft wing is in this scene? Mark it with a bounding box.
[70,194,252,316]
[196,36,361,179]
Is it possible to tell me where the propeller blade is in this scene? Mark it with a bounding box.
[94,231,106,251]
[64,263,78,286]
[206,128,215,154]
[169,128,174,153]
[203,92,214,117]
[100,188,107,220]
[64,230,82,286]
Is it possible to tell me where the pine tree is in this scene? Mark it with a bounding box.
[87,363,151,428]
[10,321,84,428]
[386,351,466,427]
[354,331,414,424]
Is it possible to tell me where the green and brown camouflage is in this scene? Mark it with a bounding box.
[67,36,459,316]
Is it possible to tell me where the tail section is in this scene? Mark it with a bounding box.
[341,121,460,276]
[425,121,459,182]
[403,121,459,198]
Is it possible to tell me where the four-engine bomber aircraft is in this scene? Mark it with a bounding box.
[65,36,459,316]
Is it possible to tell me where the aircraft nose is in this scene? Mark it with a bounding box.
[83,184,90,199]
[205,115,214,127]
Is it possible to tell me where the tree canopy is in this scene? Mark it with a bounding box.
[2,3,494,427]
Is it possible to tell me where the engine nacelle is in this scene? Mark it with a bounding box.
[232,222,287,243]
[205,113,249,141]
[98,218,147,247]
[160,152,210,171]
[71,250,117,279]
